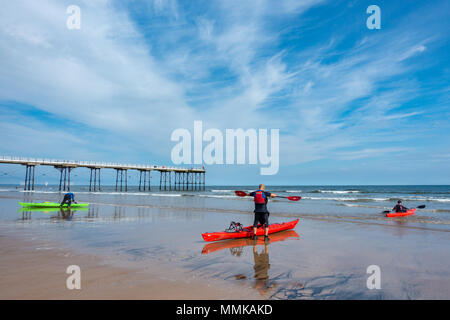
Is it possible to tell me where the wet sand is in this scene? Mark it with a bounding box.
[2,215,450,299]
[1,191,450,299]
[0,234,256,300]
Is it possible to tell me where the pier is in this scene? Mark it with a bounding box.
[0,156,206,192]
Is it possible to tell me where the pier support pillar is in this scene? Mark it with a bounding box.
[115,169,127,192]
[89,168,101,192]
[56,166,73,192]
[196,172,199,190]
[148,170,151,191]
[139,170,151,191]
[175,172,181,190]
[160,171,170,191]
[23,164,36,191]
[203,172,206,190]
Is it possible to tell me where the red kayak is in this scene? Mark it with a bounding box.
[386,208,416,218]
[202,219,299,242]
[202,230,300,254]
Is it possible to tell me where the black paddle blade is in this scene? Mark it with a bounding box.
[382,210,390,214]
[417,205,426,209]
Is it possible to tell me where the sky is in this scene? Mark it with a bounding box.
[0,0,449,186]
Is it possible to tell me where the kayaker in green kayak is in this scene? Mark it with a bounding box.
[249,184,277,242]
[60,192,77,207]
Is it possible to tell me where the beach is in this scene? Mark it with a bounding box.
[1,185,450,299]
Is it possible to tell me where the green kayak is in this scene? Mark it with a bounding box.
[18,207,89,213]
[19,202,89,208]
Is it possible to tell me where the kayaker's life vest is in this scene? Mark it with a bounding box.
[254,190,267,204]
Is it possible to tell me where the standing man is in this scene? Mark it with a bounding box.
[249,184,276,241]
[60,192,77,207]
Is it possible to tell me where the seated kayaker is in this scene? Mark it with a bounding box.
[60,192,77,207]
[392,200,408,213]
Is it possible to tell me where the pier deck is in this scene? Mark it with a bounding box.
[0,156,205,192]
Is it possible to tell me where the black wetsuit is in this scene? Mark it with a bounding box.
[249,191,272,227]
[392,204,408,213]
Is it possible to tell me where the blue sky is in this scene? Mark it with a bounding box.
[0,0,449,185]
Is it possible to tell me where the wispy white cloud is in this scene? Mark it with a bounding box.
[0,0,447,181]
[0,0,197,157]
[336,148,410,161]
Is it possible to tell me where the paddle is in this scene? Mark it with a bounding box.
[382,205,425,214]
[234,190,301,202]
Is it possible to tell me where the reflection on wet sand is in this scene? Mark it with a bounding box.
[386,219,410,237]
[252,243,278,296]
[17,204,205,224]
[18,207,89,213]
[201,230,299,297]
[201,230,299,255]
[18,207,88,221]
[58,207,74,221]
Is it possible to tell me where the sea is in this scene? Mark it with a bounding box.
[2,184,449,228]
